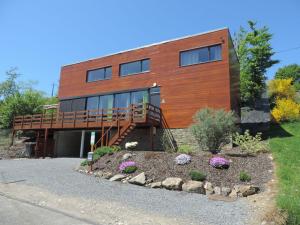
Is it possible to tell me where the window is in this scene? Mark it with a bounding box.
[131,91,149,105]
[86,96,99,110]
[87,66,112,82]
[115,92,130,108]
[120,59,150,76]
[99,95,113,110]
[180,44,222,66]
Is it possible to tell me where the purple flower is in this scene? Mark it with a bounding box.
[209,157,230,169]
[119,161,136,172]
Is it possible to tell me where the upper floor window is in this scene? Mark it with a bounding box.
[87,66,112,82]
[180,44,222,67]
[120,59,150,76]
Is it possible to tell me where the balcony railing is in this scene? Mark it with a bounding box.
[13,103,161,130]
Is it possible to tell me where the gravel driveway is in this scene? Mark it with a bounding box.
[0,158,254,225]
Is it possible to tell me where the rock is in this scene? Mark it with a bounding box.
[233,185,259,197]
[213,186,221,195]
[162,177,183,190]
[94,171,103,177]
[204,182,214,195]
[221,187,231,196]
[150,181,162,188]
[229,189,238,198]
[182,181,205,194]
[109,174,126,182]
[122,153,133,161]
[102,172,113,179]
[128,172,146,185]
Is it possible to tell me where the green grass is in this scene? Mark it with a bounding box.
[269,121,300,224]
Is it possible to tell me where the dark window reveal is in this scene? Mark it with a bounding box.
[120,59,150,76]
[87,66,112,82]
[180,44,222,66]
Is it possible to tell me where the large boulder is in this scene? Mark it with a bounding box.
[232,185,259,197]
[162,177,183,190]
[221,187,232,196]
[128,172,146,185]
[182,181,205,194]
[109,174,126,182]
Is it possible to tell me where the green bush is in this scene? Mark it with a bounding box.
[190,108,237,152]
[189,170,206,181]
[93,146,118,161]
[111,145,121,152]
[239,171,251,182]
[178,145,193,154]
[80,160,88,166]
[123,166,137,174]
[233,130,269,154]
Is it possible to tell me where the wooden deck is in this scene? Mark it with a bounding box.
[13,103,161,131]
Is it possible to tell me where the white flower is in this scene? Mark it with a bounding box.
[125,142,138,150]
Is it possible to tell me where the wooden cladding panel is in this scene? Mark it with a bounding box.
[59,29,236,128]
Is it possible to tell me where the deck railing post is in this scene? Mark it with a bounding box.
[30,115,33,128]
[50,112,53,128]
[61,112,64,128]
[73,111,76,128]
[21,115,24,129]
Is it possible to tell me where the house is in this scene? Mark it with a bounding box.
[13,27,240,157]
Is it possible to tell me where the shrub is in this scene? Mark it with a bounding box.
[190,108,237,152]
[209,157,230,169]
[239,171,251,182]
[178,145,194,154]
[123,166,137,174]
[119,161,137,173]
[111,145,121,152]
[175,154,191,165]
[233,130,269,154]
[189,170,206,181]
[271,98,300,122]
[80,159,88,166]
[93,146,116,161]
[268,78,296,100]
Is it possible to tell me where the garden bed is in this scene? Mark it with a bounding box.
[92,149,273,189]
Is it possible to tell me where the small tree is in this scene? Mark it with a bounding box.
[234,21,279,106]
[190,108,237,152]
[275,64,300,82]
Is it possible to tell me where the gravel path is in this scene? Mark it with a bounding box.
[0,158,253,225]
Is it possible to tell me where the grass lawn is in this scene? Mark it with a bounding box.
[269,121,300,224]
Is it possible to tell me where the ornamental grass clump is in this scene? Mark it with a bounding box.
[119,161,137,174]
[175,154,191,165]
[209,157,230,169]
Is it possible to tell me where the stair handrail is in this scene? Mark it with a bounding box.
[161,113,177,152]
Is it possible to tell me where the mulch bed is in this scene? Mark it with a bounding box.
[93,149,273,188]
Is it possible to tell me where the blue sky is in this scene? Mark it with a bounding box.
[1,0,300,96]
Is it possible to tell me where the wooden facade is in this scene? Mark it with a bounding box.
[58,28,240,128]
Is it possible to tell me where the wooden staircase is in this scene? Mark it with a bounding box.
[109,122,136,146]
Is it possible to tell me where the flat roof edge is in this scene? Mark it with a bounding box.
[62,27,229,68]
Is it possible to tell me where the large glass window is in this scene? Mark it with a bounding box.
[115,93,130,108]
[87,66,112,82]
[131,91,149,105]
[180,44,222,66]
[120,59,150,76]
[86,96,99,110]
[99,95,113,110]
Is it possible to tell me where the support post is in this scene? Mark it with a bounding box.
[80,130,85,158]
[43,129,48,158]
[35,131,40,158]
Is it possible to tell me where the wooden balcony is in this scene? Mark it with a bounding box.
[13,103,161,131]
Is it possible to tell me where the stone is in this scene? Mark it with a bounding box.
[162,177,183,190]
[233,185,259,197]
[122,153,133,161]
[213,186,221,195]
[102,172,113,179]
[182,181,205,194]
[150,181,162,188]
[94,171,103,177]
[221,187,231,196]
[109,174,126,182]
[229,189,238,198]
[129,172,146,186]
[204,182,214,195]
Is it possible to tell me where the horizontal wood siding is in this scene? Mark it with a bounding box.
[59,29,234,128]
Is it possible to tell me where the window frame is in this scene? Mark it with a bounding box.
[179,44,222,67]
[119,58,150,77]
[86,66,112,83]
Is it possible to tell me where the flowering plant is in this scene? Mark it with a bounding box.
[119,161,137,172]
[175,154,191,165]
[209,157,230,169]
